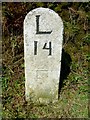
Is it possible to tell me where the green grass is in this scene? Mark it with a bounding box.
[2,2,89,118]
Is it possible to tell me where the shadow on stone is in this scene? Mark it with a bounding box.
[58,48,72,99]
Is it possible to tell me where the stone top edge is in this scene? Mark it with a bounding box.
[24,7,63,25]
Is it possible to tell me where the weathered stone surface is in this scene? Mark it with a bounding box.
[24,7,63,103]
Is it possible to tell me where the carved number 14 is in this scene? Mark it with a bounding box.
[34,41,52,56]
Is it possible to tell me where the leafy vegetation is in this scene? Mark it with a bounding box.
[2,2,89,118]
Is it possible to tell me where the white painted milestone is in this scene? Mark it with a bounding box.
[24,7,63,103]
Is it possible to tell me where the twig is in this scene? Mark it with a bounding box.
[13,57,23,65]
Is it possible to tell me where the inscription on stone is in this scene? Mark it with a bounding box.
[36,15,52,34]
[24,7,63,103]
